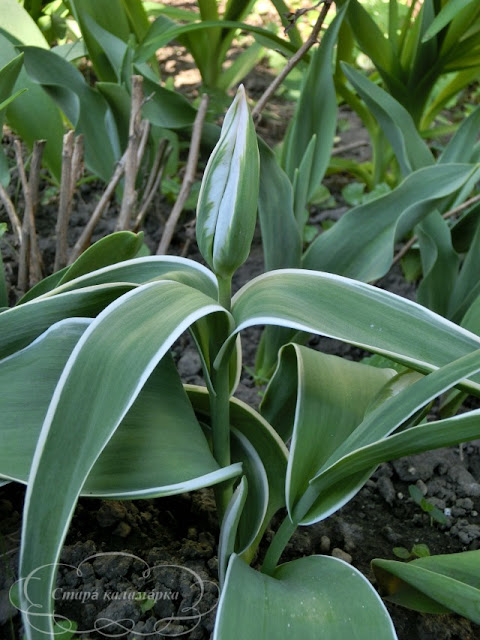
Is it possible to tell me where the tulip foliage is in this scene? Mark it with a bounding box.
[2,88,480,639]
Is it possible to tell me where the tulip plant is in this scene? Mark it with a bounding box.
[2,87,480,639]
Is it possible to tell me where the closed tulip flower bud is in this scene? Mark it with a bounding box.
[196,85,259,280]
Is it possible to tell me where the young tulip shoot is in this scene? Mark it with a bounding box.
[196,85,259,281]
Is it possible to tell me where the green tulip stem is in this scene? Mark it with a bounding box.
[261,516,297,576]
[212,273,233,519]
[217,274,232,312]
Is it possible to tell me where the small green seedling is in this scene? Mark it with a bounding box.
[408,485,447,526]
[393,543,431,561]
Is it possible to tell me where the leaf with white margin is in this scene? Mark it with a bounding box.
[187,386,288,562]
[0,317,241,494]
[214,553,397,639]
[227,269,480,393]
[261,346,396,521]
[295,349,480,524]
[19,281,231,639]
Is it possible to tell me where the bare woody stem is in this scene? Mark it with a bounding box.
[391,193,480,267]
[116,75,144,231]
[251,0,333,122]
[55,130,75,271]
[15,139,45,291]
[156,93,209,255]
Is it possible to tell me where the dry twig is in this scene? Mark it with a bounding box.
[251,0,333,123]
[116,75,144,231]
[133,139,169,232]
[0,183,22,245]
[54,130,75,271]
[157,93,209,255]
[392,193,480,267]
[15,139,45,290]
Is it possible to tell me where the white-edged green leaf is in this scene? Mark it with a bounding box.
[22,255,219,301]
[0,318,241,494]
[19,281,230,639]
[228,269,480,393]
[214,554,397,639]
[298,349,480,524]
[187,385,288,561]
[260,345,395,521]
[0,284,134,359]
[218,477,248,587]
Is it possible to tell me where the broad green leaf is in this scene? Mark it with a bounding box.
[96,81,133,150]
[0,318,240,494]
[214,554,397,639]
[302,164,476,282]
[0,0,49,47]
[21,45,120,182]
[461,294,480,336]
[140,75,197,128]
[373,550,480,623]
[80,12,129,83]
[0,33,63,181]
[19,281,230,638]
[68,0,131,82]
[261,346,395,521]
[416,212,460,317]
[216,42,263,92]
[282,5,347,200]
[20,232,145,303]
[338,0,394,75]
[229,269,480,393]
[341,63,434,175]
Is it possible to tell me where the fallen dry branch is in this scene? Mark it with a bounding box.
[156,93,209,255]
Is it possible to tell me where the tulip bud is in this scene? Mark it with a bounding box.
[196,85,259,279]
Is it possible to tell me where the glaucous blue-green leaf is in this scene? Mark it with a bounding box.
[21,45,120,182]
[302,164,476,281]
[341,63,434,175]
[29,255,219,300]
[439,104,480,164]
[297,349,480,524]
[261,345,395,521]
[229,269,480,392]
[0,318,240,494]
[19,281,231,639]
[214,554,397,639]
[0,284,133,359]
[416,212,460,317]
[373,550,480,623]
[218,476,248,587]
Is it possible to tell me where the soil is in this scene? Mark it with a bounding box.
[1,36,480,640]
